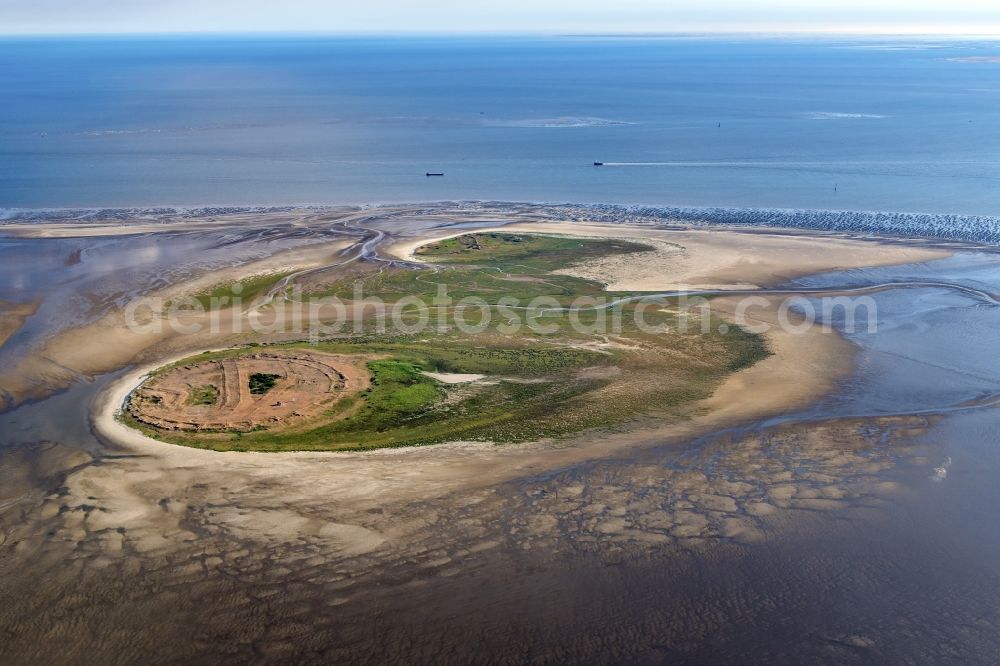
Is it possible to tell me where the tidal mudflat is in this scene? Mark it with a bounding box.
[1,203,998,663]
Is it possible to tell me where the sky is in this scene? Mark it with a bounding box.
[2,0,1000,36]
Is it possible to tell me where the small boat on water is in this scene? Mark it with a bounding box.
[593,162,604,166]
[426,172,444,177]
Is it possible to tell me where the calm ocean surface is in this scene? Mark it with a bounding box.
[2,35,1000,214]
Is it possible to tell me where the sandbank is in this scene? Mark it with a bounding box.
[388,221,949,291]
[62,215,952,556]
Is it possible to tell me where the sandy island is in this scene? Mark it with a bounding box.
[0,207,961,658]
[85,290,852,552]
[61,217,949,555]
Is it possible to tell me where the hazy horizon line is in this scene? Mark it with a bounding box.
[2,28,1000,40]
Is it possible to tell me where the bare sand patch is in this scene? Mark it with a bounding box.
[698,294,854,422]
[1,222,217,238]
[421,371,486,384]
[498,222,950,290]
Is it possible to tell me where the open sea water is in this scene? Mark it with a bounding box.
[2,35,1000,221]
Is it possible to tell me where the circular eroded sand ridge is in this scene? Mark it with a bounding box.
[128,351,360,432]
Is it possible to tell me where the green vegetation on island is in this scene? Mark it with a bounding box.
[194,271,291,310]
[125,233,770,452]
[186,384,218,406]
[248,372,281,395]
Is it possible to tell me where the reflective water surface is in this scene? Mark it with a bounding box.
[5,36,1000,214]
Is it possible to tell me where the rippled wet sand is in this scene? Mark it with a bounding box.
[5,410,997,664]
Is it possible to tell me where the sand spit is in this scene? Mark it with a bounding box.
[702,295,852,420]
[388,221,949,291]
[0,207,354,238]
[2,222,227,238]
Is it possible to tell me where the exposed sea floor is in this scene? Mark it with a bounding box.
[0,216,354,376]
[6,202,1000,245]
[1,221,1000,663]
